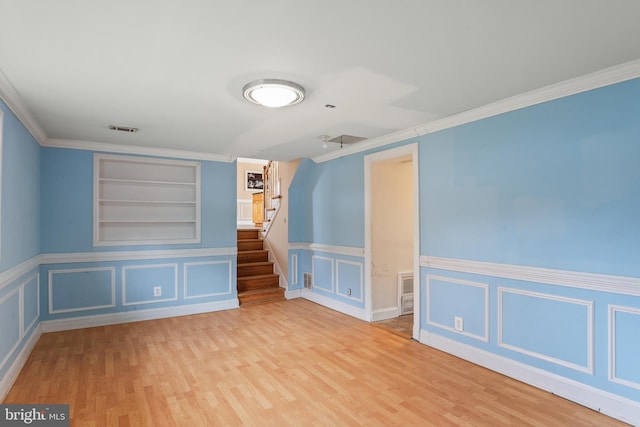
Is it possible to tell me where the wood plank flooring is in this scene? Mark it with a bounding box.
[4,299,627,426]
[372,314,414,338]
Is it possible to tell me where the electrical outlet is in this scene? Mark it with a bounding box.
[454,316,464,332]
[153,286,162,297]
[347,288,351,296]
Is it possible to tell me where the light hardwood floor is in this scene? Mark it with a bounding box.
[5,299,627,426]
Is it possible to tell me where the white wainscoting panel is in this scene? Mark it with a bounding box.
[122,264,179,306]
[336,259,363,303]
[498,287,594,374]
[21,273,39,336]
[312,255,334,293]
[0,288,21,373]
[290,254,298,286]
[609,305,640,391]
[49,267,116,314]
[183,260,233,300]
[237,198,252,225]
[426,275,489,342]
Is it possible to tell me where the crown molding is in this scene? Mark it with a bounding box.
[236,157,269,165]
[0,68,48,144]
[44,138,235,163]
[311,127,421,164]
[312,59,640,164]
[420,58,640,136]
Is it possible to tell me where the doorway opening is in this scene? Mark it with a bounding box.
[364,144,420,339]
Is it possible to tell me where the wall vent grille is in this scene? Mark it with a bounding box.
[303,272,312,289]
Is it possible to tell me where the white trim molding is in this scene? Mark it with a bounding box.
[421,256,640,297]
[0,69,47,144]
[41,247,236,264]
[290,254,299,286]
[609,305,640,391]
[0,255,41,292]
[426,275,489,343]
[288,242,364,258]
[313,59,640,164]
[45,138,234,163]
[0,287,22,373]
[263,237,288,288]
[364,143,421,337]
[21,273,40,336]
[48,267,116,314]
[0,323,42,402]
[41,299,239,333]
[311,255,334,293]
[285,289,302,299]
[498,287,594,374]
[420,330,640,426]
[372,307,400,322]
[183,260,233,300]
[301,288,367,321]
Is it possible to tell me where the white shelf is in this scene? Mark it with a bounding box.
[98,199,197,205]
[94,154,201,246]
[99,220,198,224]
[99,178,196,186]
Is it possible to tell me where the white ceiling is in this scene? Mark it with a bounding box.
[1,1,639,162]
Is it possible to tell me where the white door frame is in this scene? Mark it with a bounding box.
[364,143,420,339]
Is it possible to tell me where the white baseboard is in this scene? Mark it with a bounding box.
[372,307,400,321]
[420,330,640,426]
[0,324,42,401]
[285,289,302,299]
[301,289,367,321]
[42,299,239,332]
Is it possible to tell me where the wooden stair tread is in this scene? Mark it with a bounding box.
[237,273,279,281]
[236,228,281,306]
[238,261,273,267]
[238,287,284,296]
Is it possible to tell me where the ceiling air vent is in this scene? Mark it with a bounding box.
[109,125,139,133]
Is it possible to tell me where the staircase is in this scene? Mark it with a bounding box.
[237,229,285,306]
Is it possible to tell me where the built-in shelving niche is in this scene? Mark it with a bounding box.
[93,154,201,246]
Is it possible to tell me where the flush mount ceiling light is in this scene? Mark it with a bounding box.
[242,79,305,108]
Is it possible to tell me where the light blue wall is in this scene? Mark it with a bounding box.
[289,156,365,247]
[40,148,236,253]
[38,147,238,321]
[420,79,640,276]
[420,78,640,402]
[0,101,40,270]
[289,78,640,404]
[0,101,41,382]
